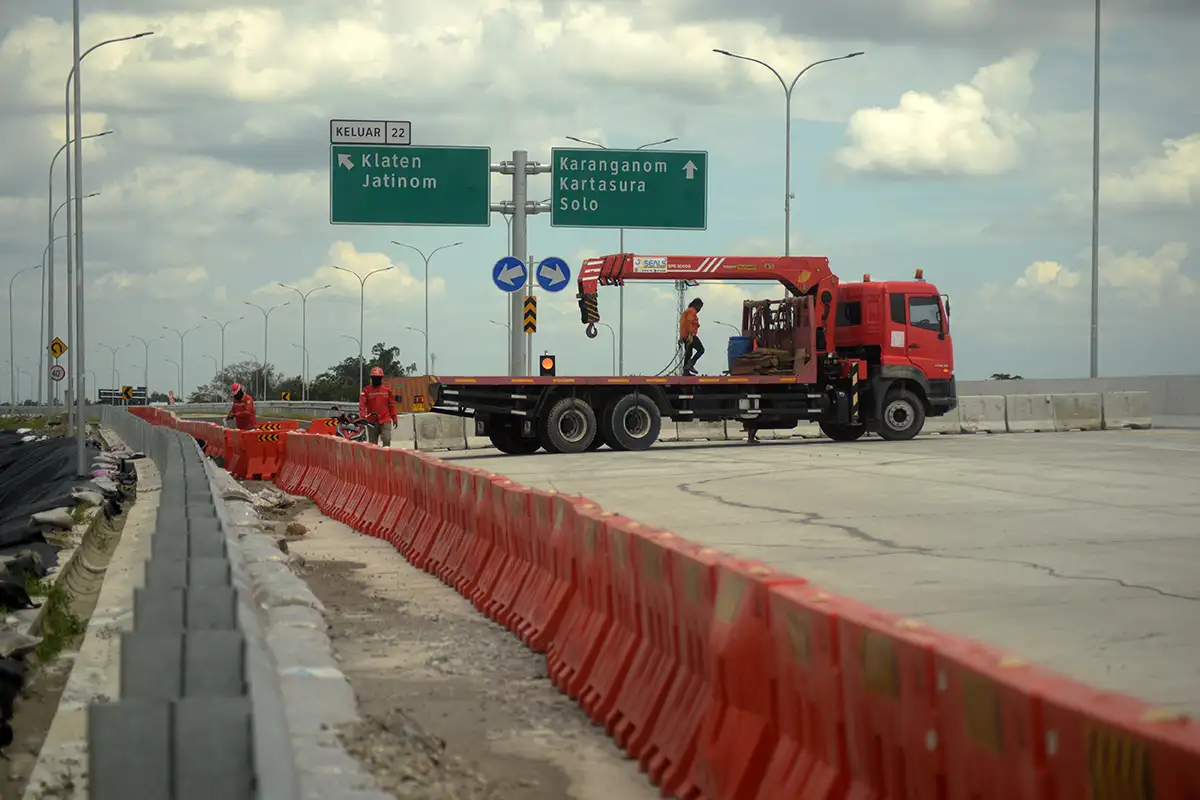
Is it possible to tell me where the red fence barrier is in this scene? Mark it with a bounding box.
[130,406,1200,800]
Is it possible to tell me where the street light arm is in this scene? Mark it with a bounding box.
[787,52,865,93]
[364,266,393,282]
[636,138,678,149]
[565,135,606,149]
[430,241,463,259]
[80,32,155,64]
[713,48,788,93]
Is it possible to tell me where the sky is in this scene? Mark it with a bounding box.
[1,0,1197,401]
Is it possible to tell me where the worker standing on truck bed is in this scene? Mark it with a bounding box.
[680,297,705,376]
[359,366,398,446]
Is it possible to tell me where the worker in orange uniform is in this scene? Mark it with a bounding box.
[226,383,257,430]
[359,366,398,446]
[679,297,705,376]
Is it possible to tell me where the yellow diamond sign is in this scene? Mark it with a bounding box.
[49,336,68,360]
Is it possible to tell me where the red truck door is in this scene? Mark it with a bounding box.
[903,293,952,378]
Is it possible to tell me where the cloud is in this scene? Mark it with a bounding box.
[1098,134,1200,211]
[93,265,210,299]
[1012,242,1194,305]
[836,51,1038,177]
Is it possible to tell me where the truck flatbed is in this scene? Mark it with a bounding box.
[433,374,812,386]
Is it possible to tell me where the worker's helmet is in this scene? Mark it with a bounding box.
[370,366,384,378]
[230,382,243,395]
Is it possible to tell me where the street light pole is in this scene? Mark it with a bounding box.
[37,234,68,407]
[68,27,154,475]
[202,315,243,372]
[47,127,108,406]
[162,325,199,402]
[389,241,462,375]
[130,334,160,391]
[564,135,678,375]
[201,354,218,385]
[46,196,93,419]
[712,48,864,256]
[165,358,181,397]
[97,341,128,390]
[278,283,331,400]
[488,320,512,374]
[332,265,392,390]
[243,301,290,399]
[1089,0,1101,378]
[9,265,41,407]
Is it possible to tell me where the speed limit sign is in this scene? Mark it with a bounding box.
[49,364,66,382]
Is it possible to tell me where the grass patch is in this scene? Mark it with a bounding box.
[70,503,91,525]
[23,577,87,663]
[0,415,48,431]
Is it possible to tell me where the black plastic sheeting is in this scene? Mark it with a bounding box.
[0,432,93,559]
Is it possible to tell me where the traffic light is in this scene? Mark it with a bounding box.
[539,354,556,376]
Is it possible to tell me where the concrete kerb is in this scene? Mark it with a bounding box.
[674,420,727,442]
[203,464,388,800]
[22,427,162,799]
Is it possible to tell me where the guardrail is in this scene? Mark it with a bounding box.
[125,398,1200,800]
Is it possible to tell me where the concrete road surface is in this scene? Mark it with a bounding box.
[445,429,1200,712]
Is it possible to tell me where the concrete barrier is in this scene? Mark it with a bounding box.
[1051,393,1103,431]
[391,414,417,448]
[674,420,727,441]
[1005,394,1056,432]
[922,404,963,435]
[412,412,468,451]
[957,395,1006,433]
[1102,391,1153,429]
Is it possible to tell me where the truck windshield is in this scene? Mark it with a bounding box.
[908,296,943,333]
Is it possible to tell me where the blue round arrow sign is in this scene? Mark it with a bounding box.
[536,257,571,292]
[492,257,527,293]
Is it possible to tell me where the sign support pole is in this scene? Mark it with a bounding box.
[510,150,527,378]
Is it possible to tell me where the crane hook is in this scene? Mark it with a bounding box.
[585,323,598,339]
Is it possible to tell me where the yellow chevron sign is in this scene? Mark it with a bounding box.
[523,295,537,333]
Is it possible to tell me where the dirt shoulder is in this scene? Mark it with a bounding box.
[284,503,655,800]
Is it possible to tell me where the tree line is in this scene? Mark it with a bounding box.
[185,342,417,403]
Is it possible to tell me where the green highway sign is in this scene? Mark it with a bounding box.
[550,148,708,230]
[329,144,491,226]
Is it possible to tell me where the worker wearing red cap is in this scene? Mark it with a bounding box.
[226,383,257,430]
[359,366,397,446]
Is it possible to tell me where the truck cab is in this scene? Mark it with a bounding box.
[834,269,957,418]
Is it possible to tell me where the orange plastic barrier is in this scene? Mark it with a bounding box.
[837,599,943,800]
[546,505,613,700]
[307,418,339,435]
[132,404,1200,800]
[580,517,644,725]
[691,560,806,800]
[758,583,848,800]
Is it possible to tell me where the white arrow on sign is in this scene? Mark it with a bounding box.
[682,160,698,179]
[338,153,354,170]
[498,264,525,285]
[538,263,566,285]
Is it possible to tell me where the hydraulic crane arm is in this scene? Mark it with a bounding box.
[577,253,839,339]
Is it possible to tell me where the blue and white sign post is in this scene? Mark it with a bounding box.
[535,256,571,292]
[492,256,527,293]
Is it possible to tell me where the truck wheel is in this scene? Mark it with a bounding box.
[606,393,661,451]
[819,422,867,442]
[877,389,926,441]
[489,425,539,455]
[540,397,597,454]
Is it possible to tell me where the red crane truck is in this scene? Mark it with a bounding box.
[429,253,956,455]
